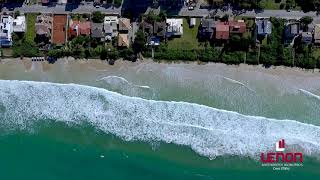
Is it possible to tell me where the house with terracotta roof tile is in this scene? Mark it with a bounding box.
[118,18,131,33]
[118,33,130,47]
[117,18,131,48]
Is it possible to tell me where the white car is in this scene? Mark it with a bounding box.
[188,6,194,10]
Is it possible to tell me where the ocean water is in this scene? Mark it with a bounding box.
[0,60,320,179]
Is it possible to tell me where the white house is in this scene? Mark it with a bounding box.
[58,0,67,4]
[0,15,14,47]
[166,18,183,37]
[13,16,26,33]
[104,16,118,40]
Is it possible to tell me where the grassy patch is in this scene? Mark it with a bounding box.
[261,37,268,45]
[167,18,203,50]
[260,0,301,10]
[260,0,281,10]
[26,13,37,43]
[312,48,320,59]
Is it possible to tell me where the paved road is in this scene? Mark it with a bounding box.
[2,3,121,15]
[2,3,320,24]
[178,7,320,23]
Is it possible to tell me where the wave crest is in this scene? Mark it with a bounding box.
[0,80,319,159]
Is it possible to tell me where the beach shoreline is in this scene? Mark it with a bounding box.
[1,57,320,76]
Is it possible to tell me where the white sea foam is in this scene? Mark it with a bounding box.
[0,80,319,159]
[221,76,255,93]
[97,76,152,98]
[98,76,151,89]
[299,89,320,101]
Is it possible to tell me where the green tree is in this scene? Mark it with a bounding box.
[113,0,122,7]
[300,16,313,31]
[132,29,146,54]
[285,0,295,10]
[14,10,20,18]
[300,16,313,25]
[92,11,104,23]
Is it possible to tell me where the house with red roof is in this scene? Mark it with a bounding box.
[229,20,246,34]
[69,19,91,38]
[215,20,247,40]
[215,22,229,40]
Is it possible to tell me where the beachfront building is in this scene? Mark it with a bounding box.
[229,20,247,35]
[91,22,105,41]
[118,33,130,47]
[153,21,166,38]
[117,18,131,48]
[13,16,26,33]
[104,16,118,41]
[198,18,215,40]
[256,19,272,36]
[35,14,53,44]
[166,18,183,38]
[118,18,131,33]
[69,19,91,39]
[215,22,229,40]
[284,22,300,44]
[0,15,14,47]
[315,24,320,44]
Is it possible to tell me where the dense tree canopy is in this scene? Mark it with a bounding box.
[92,11,104,23]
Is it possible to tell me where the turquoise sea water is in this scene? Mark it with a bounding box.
[0,60,319,179]
[0,123,319,180]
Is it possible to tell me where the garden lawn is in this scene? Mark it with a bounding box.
[167,18,203,50]
[260,0,280,10]
[26,13,37,43]
[312,48,320,59]
[260,0,301,10]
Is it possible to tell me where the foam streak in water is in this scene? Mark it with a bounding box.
[97,76,150,89]
[221,76,255,93]
[299,89,320,101]
[0,80,319,160]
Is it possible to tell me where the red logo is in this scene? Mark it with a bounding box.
[260,139,303,163]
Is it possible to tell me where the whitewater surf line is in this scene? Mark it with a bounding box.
[0,80,319,159]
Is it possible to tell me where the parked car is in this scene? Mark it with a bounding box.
[188,6,194,10]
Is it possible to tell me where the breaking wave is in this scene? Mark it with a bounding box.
[0,80,319,159]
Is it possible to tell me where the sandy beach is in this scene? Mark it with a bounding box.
[1,57,319,124]
[1,57,319,92]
